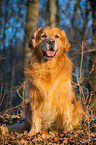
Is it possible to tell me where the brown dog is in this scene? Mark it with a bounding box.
[0,27,84,136]
[25,27,84,136]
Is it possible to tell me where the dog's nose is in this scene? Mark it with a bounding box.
[47,39,55,46]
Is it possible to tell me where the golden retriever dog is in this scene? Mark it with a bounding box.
[25,26,84,136]
[0,27,84,136]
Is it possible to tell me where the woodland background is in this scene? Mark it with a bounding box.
[0,0,96,114]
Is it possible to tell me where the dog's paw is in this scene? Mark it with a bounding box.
[28,128,38,136]
[0,125,9,135]
[28,130,35,136]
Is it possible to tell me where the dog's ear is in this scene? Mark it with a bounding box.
[29,28,42,50]
[61,30,70,52]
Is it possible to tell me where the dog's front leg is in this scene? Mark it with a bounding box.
[28,111,42,136]
[62,101,74,131]
[27,85,44,136]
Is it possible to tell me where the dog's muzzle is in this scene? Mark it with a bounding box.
[42,38,58,59]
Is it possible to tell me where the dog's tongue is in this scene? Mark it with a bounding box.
[46,51,55,57]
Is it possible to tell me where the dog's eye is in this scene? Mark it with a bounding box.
[41,34,47,38]
[55,35,59,38]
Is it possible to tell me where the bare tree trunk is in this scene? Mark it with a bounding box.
[0,0,1,21]
[56,0,60,28]
[49,0,56,27]
[46,0,50,26]
[24,0,39,68]
[89,0,96,109]
[89,1,96,91]
[0,1,2,44]
[24,0,39,104]
[10,56,15,105]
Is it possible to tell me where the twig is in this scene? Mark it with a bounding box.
[80,41,86,82]
[86,91,96,109]
[0,91,6,107]
[73,56,96,89]
[16,82,25,99]
[0,55,6,60]
[88,111,90,145]
[79,41,85,102]
[71,48,96,61]
[0,83,3,99]
[0,103,22,114]
[80,56,96,86]
[0,84,6,107]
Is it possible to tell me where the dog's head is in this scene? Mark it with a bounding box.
[29,27,70,60]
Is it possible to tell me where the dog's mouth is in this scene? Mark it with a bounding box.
[42,48,58,59]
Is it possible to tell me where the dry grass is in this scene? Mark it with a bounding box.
[0,116,96,144]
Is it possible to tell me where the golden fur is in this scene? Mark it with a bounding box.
[26,27,84,136]
[0,27,84,136]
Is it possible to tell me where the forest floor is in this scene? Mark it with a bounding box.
[0,114,96,145]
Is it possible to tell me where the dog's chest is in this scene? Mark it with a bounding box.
[41,71,52,82]
[35,71,62,98]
